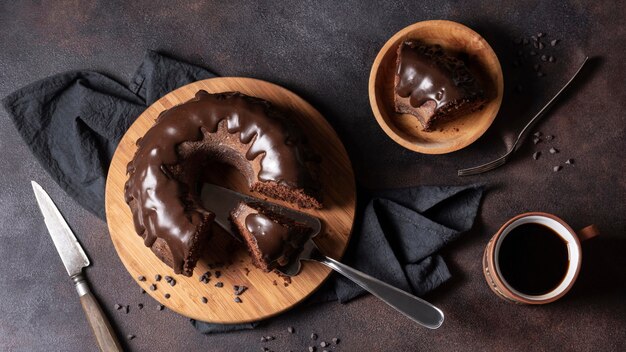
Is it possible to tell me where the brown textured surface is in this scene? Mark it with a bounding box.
[0,1,624,351]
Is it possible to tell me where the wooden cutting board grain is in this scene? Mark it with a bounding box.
[105,77,355,323]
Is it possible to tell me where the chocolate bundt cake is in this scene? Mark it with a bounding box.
[124,90,321,276]
[394,41,487,131]
[230,202,312,272]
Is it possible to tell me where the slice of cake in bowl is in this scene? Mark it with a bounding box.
[394,40,487,131]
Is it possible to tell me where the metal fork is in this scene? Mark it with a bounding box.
[457,56,589,176]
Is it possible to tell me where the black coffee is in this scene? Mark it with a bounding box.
[497,223,569,295]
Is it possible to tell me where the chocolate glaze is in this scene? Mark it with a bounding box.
[245,213,291,264]
[396,41,483,109]
[124,90,316,274]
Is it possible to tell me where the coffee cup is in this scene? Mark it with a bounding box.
[483,212,599,304]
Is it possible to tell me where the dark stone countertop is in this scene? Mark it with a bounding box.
[0,1,624,351]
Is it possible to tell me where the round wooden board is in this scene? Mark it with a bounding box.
[369,20,504,154]
[105,78,356,323]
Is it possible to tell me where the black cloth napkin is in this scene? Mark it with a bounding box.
[3,51,484,334]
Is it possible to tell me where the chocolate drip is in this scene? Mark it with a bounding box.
[396,41,483,109]
[124,91,315,274]
[245,213,291,263]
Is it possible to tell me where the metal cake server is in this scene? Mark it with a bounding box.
[31,181,122,352]
[201,184,444,329]
[458,56,589,176]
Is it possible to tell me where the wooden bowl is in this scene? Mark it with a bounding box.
[369,20,504,154]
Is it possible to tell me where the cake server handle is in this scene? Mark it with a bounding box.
[318,255,444,329]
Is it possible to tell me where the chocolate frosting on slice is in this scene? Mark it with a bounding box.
[395,41,483,109]
[124,90,317,274]
[245,213,291,263]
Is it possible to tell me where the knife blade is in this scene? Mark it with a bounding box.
[200,183,322,238]
[31,181,121,351]
[31,181,90,277]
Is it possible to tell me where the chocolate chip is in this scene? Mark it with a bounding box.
[114,304,122,310]
[272,280,278,286]
[538,42,545,49]
[529,50,537,56]
[137,275,146,282]
[550,147,559,154]
[138,303,144,310]
[234,297,242,303]
[553,165,562,172]
[288,327,295,334]
[320,342,329,347]
[565,159,574,165]
[551,39,559,46]
[234,285,248,296]
[311,333,318,340]
[149,284,157,291]
[332,337,340,345]
[157,304,164,311]
[215,282,224,288]
[549,55,556,63]
[154,274,162,282]
[201,297,208,304]
[533,152,541,160]
[127,334,136,340]
[215,271,221,278]
[308,347,316,352]
[164,293,170,299]
[168,279,176,287]
[125,305,130,314]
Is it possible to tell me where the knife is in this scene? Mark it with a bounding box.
[31,181,122,352]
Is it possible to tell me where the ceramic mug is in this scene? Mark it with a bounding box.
[483,212,599,304]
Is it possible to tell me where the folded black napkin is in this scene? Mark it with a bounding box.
[3,51,484,334]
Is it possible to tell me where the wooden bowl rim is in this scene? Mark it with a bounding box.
[368,19,504,154]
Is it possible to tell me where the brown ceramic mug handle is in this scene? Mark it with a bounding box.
[577,224,600,241]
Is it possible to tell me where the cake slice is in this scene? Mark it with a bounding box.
[230,202,312,272]
[394,41,487,131]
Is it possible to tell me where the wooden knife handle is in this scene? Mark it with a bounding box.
[73,274,123,352]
